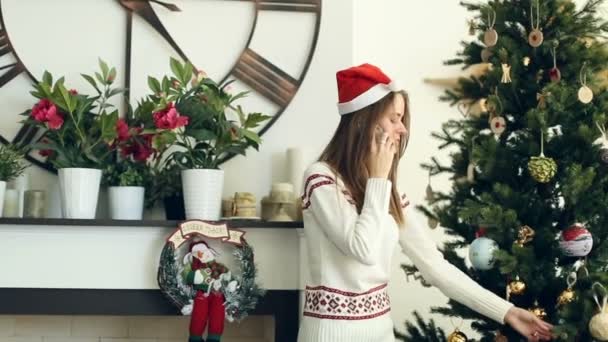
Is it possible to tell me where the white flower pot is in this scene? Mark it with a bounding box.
[108,186,145,220]
[0,181,7,217]
[58,168,102,219]
[182,169,224,220]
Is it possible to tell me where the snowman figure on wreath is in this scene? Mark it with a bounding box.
[182,240,238,342]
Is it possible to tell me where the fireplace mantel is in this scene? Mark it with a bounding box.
[0,219,305,341]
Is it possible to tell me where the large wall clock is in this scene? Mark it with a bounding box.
[0,0,321,172]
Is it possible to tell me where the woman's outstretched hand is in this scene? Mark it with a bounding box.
[504,306,553,341]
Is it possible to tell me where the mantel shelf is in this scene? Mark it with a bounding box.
[0,218,303,229]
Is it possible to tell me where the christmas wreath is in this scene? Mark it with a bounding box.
[157,220,265,323]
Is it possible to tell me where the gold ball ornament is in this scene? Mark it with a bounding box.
[528,156,557,183]
[557,288,575,306]
[509,277,527,295]
[448,329,468,342]
[589,308,608,341]
[516,225,536,246]
[528,301,547,319]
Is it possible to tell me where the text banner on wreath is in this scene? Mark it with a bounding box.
[167,220,245,248]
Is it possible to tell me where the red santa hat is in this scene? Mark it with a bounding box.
[336,63,402,115]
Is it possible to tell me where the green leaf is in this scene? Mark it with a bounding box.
[39,83,53,98]
[220,79,236,93]
[183,61,194,85]
[170,57,184,80]
[234,106,246,126]
[55,76,65,87]
[99,58,110,79]
[99,109,119,143]
[58,84,74,113]
[95,72,105,85]
[228,90,250,103]
[148,77,162,94]
[108,67,117,83]
[81,73,101,94]
[42,71,53,86]
[162,76,171,93]
[107,87,125,98]
[244,112,271,128]
[141,128,158,135]
[188,129,216,141]
[153,130,178,149]
[241,129,261,145]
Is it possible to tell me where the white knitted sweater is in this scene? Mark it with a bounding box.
[297,162,513,342]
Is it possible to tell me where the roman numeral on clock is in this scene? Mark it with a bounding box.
[258,0,320,12]
[232,49,298,108]
[0,30,26,88]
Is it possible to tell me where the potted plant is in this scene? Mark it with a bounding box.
[102,118,153,220]
[0,144,28,217]
[22,59,122,219]
[132,97,185,220]
[146,161,184,220]
[135,58,270,220]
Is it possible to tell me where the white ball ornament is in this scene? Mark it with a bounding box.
[468,237,498,270]
[590,282,608,341]
[559,223,593,257]
[590,310,608,341]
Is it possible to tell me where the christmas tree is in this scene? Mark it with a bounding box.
[397,0,608,341]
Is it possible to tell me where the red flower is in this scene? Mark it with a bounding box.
[153,103,189,130]
[116,119,130,142]
[68,89,78,95]
[133,144,153,161]
[120,134,155,162]
[38,149,53,157]
[46,111,64,130]
[31,99,64,130]
[31,99,56,122]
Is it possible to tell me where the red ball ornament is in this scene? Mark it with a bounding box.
[549,67,561,82]
[559,223,593,257]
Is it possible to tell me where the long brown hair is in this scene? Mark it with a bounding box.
[318,91,410,226]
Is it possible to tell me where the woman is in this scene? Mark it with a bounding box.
[297,63,553,342]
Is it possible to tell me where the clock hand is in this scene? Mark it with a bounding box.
[148,0,181,12]
[118,0,188,61]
